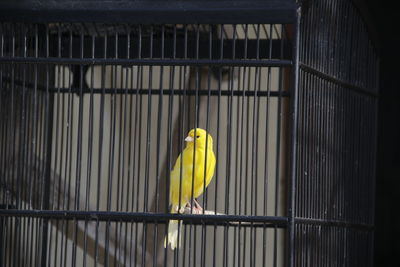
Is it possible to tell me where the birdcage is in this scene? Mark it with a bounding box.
[0,0,378,266]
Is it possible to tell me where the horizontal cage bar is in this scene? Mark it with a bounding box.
[1,76,291,97]
[294,217,374,231]
[0,1,298,24]
[299,63,378,98]
[0,57,293,67]
[46,37,292,61]
[50,88,290,97]
[0,210,288,227]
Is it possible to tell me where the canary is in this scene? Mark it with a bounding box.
[165,128,216,249]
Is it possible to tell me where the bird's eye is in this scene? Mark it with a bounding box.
[196,135,200,138]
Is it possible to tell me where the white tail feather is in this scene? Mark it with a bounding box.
[164,220,182,249]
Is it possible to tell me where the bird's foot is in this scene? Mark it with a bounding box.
[191,206,203,214]
[185,201,203,214]
[192,199,204,214]
[193,199,203,210]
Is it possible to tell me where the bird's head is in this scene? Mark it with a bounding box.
[185,128,213,149]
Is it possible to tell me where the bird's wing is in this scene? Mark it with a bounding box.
[205,150,216,188]
[169,153,182,207]
[170,153,182,179]
[193,149,216,198]
[170,148,193,208]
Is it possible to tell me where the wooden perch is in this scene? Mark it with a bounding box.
[182,206,225,215]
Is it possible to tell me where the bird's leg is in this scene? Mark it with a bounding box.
[184,199,203,214]
[193,199,203,213]
[193,199,201,209]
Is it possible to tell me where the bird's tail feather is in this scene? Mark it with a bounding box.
[164,219,182,249]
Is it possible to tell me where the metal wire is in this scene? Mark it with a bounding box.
[0,2,378,264]
[0,23,292,266]
[292,0,378,266]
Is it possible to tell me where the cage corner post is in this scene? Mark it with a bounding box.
[288,5,301,267]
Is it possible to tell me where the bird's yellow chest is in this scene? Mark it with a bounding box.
[180,148,206,185]
[170,145,215,205]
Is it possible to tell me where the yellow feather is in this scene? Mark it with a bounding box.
[165,128,216,249]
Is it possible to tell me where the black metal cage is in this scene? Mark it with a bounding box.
[0,0,378,266]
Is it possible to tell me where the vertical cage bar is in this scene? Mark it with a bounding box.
[40,25,54,266]
[0,7,379,267]
[288,7,301,267]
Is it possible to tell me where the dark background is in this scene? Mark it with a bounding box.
[365,0,400,266]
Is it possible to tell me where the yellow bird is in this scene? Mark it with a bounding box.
[165,128,216,249]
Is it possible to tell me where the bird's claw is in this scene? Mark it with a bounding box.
[186,199,203,214]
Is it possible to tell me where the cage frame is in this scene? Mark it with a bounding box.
[2,1,298,266]
[0,0,379,266]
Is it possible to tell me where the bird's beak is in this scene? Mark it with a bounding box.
[185,136,194,142]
